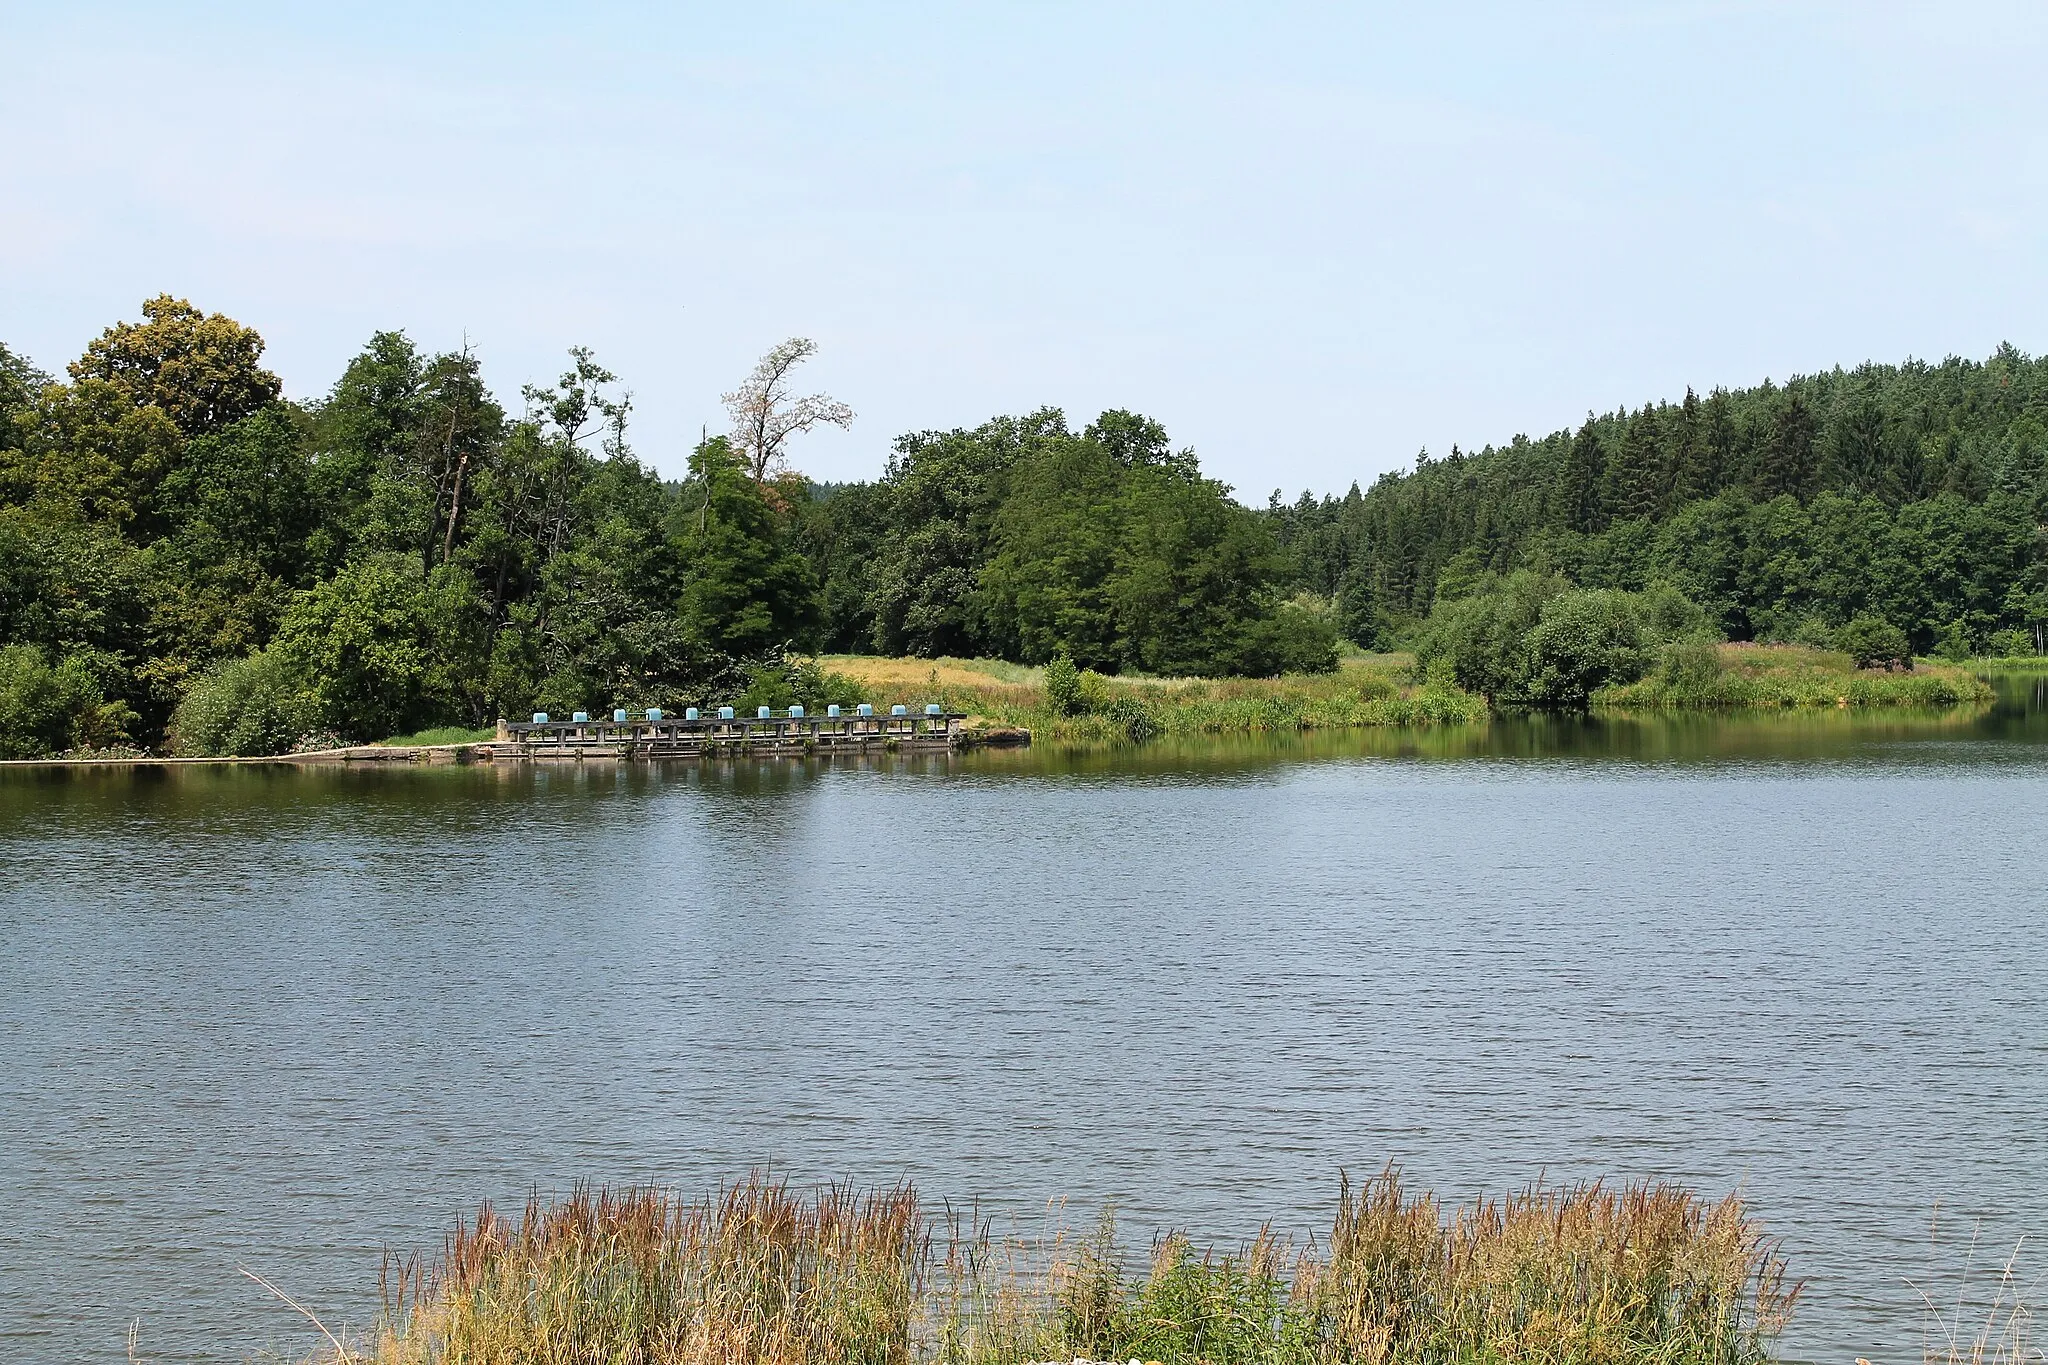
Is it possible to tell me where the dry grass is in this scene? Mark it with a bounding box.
[820,654,1484,741]
[300,1170,1795,1365]
[1898,1232,2042,1365]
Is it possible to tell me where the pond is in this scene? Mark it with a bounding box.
[3,679,2045,1362]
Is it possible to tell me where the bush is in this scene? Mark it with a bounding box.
[1932,617,1978,662]
[1414,570,1562,702]
[1104,696,1160,742]
[1043,651,1083,715]
[732,654,866,713]
[1223,598,1341,676]
[271,552,444,740]
[1076,668,1116,713]
[1524,589,1650,706]
[170,649,321,756]
[1417,572,1674,708]
[1987,628,2038,658]
[1835,616,1912,671]
[0,644,136,758]
[1653,640,1725,703]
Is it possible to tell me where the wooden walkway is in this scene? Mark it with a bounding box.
[493,708,976,760]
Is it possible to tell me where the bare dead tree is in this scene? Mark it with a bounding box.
[721,338,853,482]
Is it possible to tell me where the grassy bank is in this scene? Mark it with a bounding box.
[825,654,1485,741]
[1595,644,1995,711]
[302,1171,1794,1365]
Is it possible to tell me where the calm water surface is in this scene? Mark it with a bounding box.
[4,680,2046,1363]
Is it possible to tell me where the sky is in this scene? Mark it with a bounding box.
[4,1,2046,497]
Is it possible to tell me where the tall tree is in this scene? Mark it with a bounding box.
[722,338,854,483]
[69,295,281,438]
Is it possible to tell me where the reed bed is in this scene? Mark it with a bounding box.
[309,1170,1794,1365]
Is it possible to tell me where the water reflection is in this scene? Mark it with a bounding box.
[0,682,2043,1364]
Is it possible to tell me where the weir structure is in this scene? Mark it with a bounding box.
[492,704,974,759]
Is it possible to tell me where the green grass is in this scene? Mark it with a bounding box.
[301,1171,1796,1365]
[1596,643,1994,711]
[374,726,495,747]
[1965,654,2048,671]
[822,654,1486,742]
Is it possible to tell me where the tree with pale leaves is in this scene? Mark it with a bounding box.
[722,338,853,482]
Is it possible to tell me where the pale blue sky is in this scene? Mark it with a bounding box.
[4,2,2045,495]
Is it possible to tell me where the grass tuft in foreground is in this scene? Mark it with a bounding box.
[308,1169,1795,1365]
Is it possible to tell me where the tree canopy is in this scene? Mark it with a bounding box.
[4,300,2044,754]
[0,302,1330,756]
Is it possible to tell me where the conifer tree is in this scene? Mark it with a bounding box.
[1557,416,1605,533]
[1605,404,1664,523]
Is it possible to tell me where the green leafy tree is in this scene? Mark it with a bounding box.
[1835,616,1912,670]
[0,644,135,757]
[675,438,820,658]
[1523,589,1650,706]
[272,552,446,740]
[68,295,280,439]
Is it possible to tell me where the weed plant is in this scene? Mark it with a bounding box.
[305,1170,1796,1365]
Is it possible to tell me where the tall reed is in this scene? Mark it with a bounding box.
[314,1170,1795,1365]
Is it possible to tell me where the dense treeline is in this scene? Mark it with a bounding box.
[3,297,2042,757]
[0,298,1326,756]
[1265,347,2048,656]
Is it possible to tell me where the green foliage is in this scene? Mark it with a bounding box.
[1600,646,1989,709]
[68,294,281,439]
[0,644,137,757]
[1265,346,2048,658]
[1059,1218,1306,1365]
[1835,615,1912,670]
[271,553,444,741]
[1524,588,1651,706]
[169,649,319,756]
[731,655,866,713]
[378,726,494,747]
[1418,573,1694,708]
[1042,650,1083,716]
[976,411,1326,677]
[675,438,819,658]
[7,298,2040,752]
[1653,640,1726,704]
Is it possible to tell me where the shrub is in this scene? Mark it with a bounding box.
[1836,616,1912,671]
[1076,668,1116,714]
[1987,628,2038,658]
[1655,639,1726,701]
[1524,589,1650,705]
[1932,617,1978,662]
[1414,569,1563,702]
[733,654,867,713]
[1043,651,1083,715]
[170,649,321,756]
[1104,696,1160,742]
[1419,575,1702,708]
[271,552,444,740]
[0,644,136,758]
